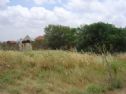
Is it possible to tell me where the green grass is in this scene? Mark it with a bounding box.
[0,50,126,94]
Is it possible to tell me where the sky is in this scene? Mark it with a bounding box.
[0,0,126,41]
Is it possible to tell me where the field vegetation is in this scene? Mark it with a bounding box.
[0,50,126,94]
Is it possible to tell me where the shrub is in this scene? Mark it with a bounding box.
[84,84,106,94]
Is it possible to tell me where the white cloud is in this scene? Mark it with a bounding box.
[0,0,9,6]
[0,5,76,41]
[33,0,61,5]
[1,0,126,41]
[63,0,126,26]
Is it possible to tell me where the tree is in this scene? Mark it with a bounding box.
[76,22,126,53]
[44,25,77,50]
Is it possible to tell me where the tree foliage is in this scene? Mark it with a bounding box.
[44,25,77,49]
[76,22,126,53]
[42,22,126,53]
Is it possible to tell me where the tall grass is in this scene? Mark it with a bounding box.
[0,50,126,94]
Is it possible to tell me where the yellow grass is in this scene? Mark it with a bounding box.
[0,50,126,94]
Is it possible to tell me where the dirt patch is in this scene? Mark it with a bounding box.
[106,88,126,94]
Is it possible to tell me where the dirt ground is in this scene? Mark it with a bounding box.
[106,88,126,94]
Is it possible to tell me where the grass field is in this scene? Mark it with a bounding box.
[0,50,126,94]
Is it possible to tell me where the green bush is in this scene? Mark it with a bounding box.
[84,84,106,94]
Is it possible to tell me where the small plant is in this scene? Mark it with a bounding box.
[100,45,123,90]
[109,62,122,89]
[69,88,84,94]
[0,71,14,85]
[84,84,106,94]
[108,79,123,90]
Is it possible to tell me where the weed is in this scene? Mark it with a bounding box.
[84,84,106,94]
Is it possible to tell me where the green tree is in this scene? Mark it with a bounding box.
[76,22,126,53]
[44,25,77,50]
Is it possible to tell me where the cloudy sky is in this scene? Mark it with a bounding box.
[0,0,126,41]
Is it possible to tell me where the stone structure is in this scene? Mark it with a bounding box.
[19,35,32,51]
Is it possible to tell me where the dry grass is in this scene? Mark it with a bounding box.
[0,50,126,94]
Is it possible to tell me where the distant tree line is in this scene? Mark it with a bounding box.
[44,22,126,53]
[1,22,126,53]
